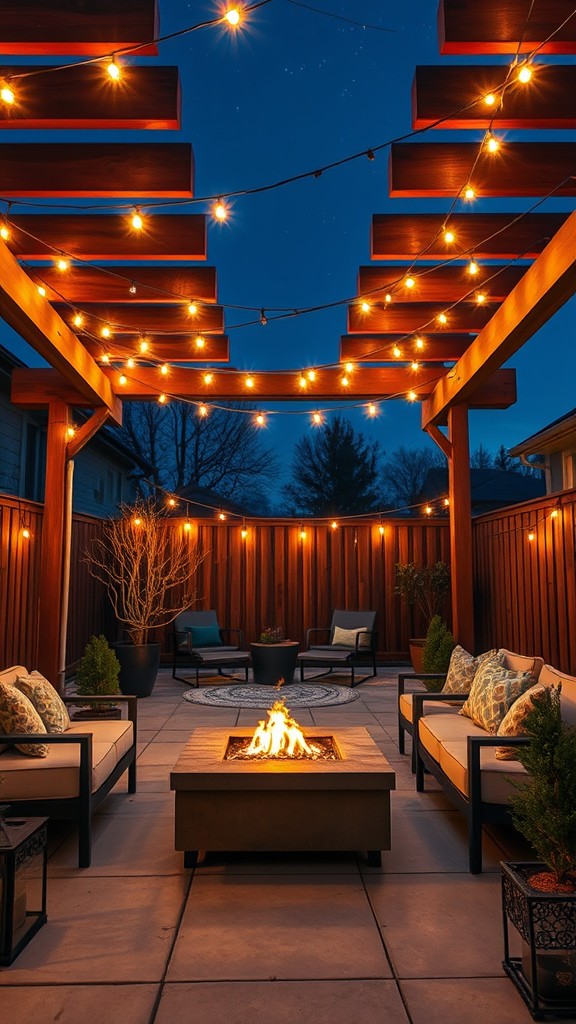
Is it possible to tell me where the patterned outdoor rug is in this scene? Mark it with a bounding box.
[182,683,359,708]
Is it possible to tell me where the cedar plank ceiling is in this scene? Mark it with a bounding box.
[0,65,181,130]
[0,143,194,197]
[340,335,474,362]
[412,65,576,130]
[389,142,576,198]
[439,0,576,54]
[26,266,218,304]
[7,215,207,260]
[0,0,159,55]
[370,213,568,259]
[357,265,527,303]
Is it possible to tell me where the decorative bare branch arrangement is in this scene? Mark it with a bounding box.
[84,499,206,645]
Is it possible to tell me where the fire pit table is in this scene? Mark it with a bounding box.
[170,725,395,867]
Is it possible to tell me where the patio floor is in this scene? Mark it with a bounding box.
[0,666,566,1024]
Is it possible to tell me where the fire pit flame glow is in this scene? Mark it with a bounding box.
[246,700,319,758]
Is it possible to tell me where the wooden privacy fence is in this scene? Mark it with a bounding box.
[2,491,575,674]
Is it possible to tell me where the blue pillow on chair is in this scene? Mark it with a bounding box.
[185,625,223,647]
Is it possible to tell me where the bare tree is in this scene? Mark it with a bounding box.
[381,446,444,509]
[470,444,494,469]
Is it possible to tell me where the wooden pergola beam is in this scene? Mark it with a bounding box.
[371,213,567,260]
[28,265,217,304]
[389,142,576,198]
[0,143,193,197]
[358,264,526,303]
[9,214,207,260]
[412,64,576,130]
[348,302,493,334]
[0,65,180,130]
[0,0,158,55]
[53,302,224,334]
[439,0,576,55]
[422,210,576,427]
[1,240,122,422]
[340,334,474,363]
[80,334,230,364]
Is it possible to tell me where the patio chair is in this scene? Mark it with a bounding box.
[171,609,250,686]
[297,609,378,687]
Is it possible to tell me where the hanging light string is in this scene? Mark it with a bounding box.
[283,0,397,34]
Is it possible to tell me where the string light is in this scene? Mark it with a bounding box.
[260,309,268,326]
[344,362,354,374]
[241,520,248,539]
[312,411,323,425]
[415,336,424,350]
[118,374,127,386]
[195,335,205,349]
[518,63,533,83]
[0,220,9,241]
[443,228,455,244]
[73,312,84,328]
[340,375,350,387]
[392,345,402,358]
[245,375,254,389]
[485,132,500,153]
[437,313,447,325]
[213,199,228,221]
[37,285,46,297]
[129,282,137,295]
[56,258,69,272]
[101,353,110,364]
[126,357,135,369]
[550,508,559,519]
[527,530,535,542]
[139,338,149,354]
[360,300,371,313]
[21,526,30,540]
[307,369,316,382]
[188,302,198,316]
[468,260,479,276]
[367,403,377,417]
[203,372,213,384]
[131,208,144,231]
[298,375,307,389]
[184,519,192,532]
[255,412,266,426]
[476,292,486,304]
[198,404,208,417]
[167,497,177,508]
[378,520,385,537]
[384,293,392,304]
[1,83,15,104]
[411,360,419,371]
[225,8,241,26]
[160,363,169,376]
[66,425,76,439]
[484,92,496,106]
[424,505,433,516]
[407,390,417,402]
[101,325,112,339]
[158,392,168,404]
[330,520,338,530]
[106,58,121,81]
[463,185,476,200]
[218,510,227,520]
[299,525,307,541]
[444,497,450,507]
[404,276,415,289]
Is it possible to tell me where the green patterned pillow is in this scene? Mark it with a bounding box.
[15,671,71,733]
[459,659,533,733]
[0,680,49,757]
[495,684,546,760]
[441,646,500,695]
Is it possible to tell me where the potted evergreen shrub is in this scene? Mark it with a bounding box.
[501,684,576,1016]
[84,498,206,697]
[395,561,451,672]
[421,615,455,687]
[73,634,121,719]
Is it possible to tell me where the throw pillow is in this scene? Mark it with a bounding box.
[185,624,223,647]
[15,671,71,733]
[0,680,49,757]
[331,625,370,648]
[495,684,546,760]
[459,659,533,733]
[441,646,499,695]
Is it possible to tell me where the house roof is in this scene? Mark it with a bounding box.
[176,484,246,519]
[509,407,576,457]
[421,467,545,507]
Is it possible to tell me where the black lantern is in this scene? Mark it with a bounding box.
[0,814,48,965]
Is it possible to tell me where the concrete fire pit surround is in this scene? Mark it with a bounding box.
[170,726,395,867]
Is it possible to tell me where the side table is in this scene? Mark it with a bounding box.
[250,641,299,684]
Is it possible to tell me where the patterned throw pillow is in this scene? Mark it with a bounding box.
[331,626,370,648]
[0,680,49,757]
[15,671,71,733]
[459,659,533,733]
[495,684,546,760]
[441,646,499,695]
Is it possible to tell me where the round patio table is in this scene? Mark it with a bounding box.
[250,641,299,685]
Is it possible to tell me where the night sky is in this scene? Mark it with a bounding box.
[3,0,576,488]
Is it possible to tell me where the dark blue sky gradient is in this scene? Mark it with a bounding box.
[3,0,576,481]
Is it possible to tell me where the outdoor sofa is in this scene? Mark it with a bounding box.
[0,664,137,868]
[397,654,576,872]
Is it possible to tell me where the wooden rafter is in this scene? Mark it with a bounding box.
[389,142,576,198]
[371,213,567,260]
[53,302,224,334]
[80,334,230,364]
[348,302,493,334]
[340,334,474,363]
[67,408,110,459]
[11,365,517,407]
[358,264,527,302]
[0,143,194,197]
[439,0,576,55]
[26,265,217,304]
[0,65,180,130]
[8,214,207,260]
[0,239,121,422]
[0,0,158,55]
[412,64,576,130]
[421,210,576,427]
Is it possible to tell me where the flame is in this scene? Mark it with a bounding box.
[246,700,320,758]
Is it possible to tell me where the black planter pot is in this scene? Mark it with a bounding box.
[113,642,161,698]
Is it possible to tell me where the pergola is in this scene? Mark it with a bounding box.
[1,0,576,689]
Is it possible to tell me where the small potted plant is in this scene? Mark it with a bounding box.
[73,634,121,719]
[421,615,455,686]
[395,561,451,672]
[501,684,576,1016]
[259,626,285,644]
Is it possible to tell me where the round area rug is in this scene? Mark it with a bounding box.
[182,683,359,708]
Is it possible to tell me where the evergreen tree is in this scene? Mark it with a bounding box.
[422,615,455,676]
[282,415,382,515]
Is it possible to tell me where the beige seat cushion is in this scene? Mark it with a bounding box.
[66,720,134,760]
[0,739,119,799]
[438,740,529,803]
[418,712,487,762]
[399,692,461,725]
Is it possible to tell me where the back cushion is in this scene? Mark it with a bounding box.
[15,671,71,733]
[0,680,49,757]
[332,626,370,648]
[499,650,544,684]
[441,646,499,695]
[185,624,222,647]
[459,658,533,733]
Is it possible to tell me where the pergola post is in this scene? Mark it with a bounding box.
[447,404,474,651]
[37,400,70,693]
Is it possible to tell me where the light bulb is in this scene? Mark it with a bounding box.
[218,511,226,520]
[415,336,424,350]
[255,413,265,426]
[424,505,433,516]
[331,520,338,530]
[443,228,455,244]
[468,260,479,275]
[411,360,419,371]
[129,282,137,295]
[245,375,254,388]
[0,223,9,240]
[21,527,30,540]
[367,403,377,417]
[1,84,15,104]
[392,345,402,358]
[484,92,496,106]
[241,527,248,539]
[360,300,371,312]
[405,276,415,289]
[37,285,46,297]
[167,497,177,508]
[341,375,350,387]
[260,309,267,326]
[198,404,208,417]
[195,335,205,349]
[56,258,69,271]
[101,353,110,364]
[307,369,316,382]
[139,338,149,353]
[101,325,111,338]
[528,531,535,542]
[299,375,307,389]
[464,185,476,200]
[312,411,322,425]
[119,374,127,386]
[184,520,192,532]
[73,313,84,328]
[213,199,228,221]
[225,8,240,25]
[486,132,499,153]
[550,509,559,519]
[438,312,447,325]
[407,390,417,402]
[66,426,76,439]
[384,293,392,304]
[160,363,169,376]
[107,59,120,80]
[476,292,486,304]
[126,357,135,369]
[188,302,198,316]
[158,392,167,404]
[444,498,450,507]
[518,64,532,83]
[299,527,307,540]
[131,209,143,231]
[203,372,213,384]
[378,524,385,536]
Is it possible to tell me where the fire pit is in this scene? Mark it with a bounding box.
[170,698,395,867]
